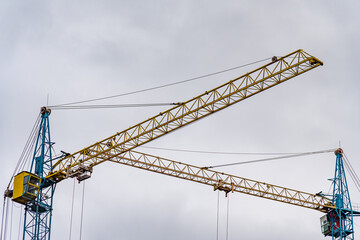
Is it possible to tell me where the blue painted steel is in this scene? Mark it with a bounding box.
[23,107,56,240]
[327,149,355,240]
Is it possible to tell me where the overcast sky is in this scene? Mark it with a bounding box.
[1,1,360,240]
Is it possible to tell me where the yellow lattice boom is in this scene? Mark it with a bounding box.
[105,150,334,212]
[47,49,323,182]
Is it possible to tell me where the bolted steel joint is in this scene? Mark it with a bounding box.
[334,148,343,156]
[40,106,51,116]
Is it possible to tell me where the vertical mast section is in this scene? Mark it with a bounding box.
[328,148,354,240]
[23,107,56,240]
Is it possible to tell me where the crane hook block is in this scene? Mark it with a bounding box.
[12,171,41,205]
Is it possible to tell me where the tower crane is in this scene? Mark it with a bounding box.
[3,49,358,240]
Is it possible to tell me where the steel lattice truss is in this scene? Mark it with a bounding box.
[24,109,55,240]
[48,49,323,182]
[329,150,355,239]
[104,150,334,212]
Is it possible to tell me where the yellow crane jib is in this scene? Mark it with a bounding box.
[47,49,323,182]
[107,150,334,212]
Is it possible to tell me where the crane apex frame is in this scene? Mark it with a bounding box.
[4,49,357,240]
[319,149,360,239]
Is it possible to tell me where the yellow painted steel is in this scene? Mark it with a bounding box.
[108,150,334,212]
[47,49,323,182]
[13,171,41,204]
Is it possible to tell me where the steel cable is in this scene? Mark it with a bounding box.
[9,203,12,240]
[17,206,21,240]
[8,115,41,189]
[216,191,220,240]
[0,198,9,240]
[79,181,86,240]
[50,102,179,110]
[68,178,76,240]
[0,198,6,240]
[205,149,336,169]
[343,154,360,193]
[49,57,272,108]
[140,146,309,156]
[343,159,360,193]
[226,195,230,240]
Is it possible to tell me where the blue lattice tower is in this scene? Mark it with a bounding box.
[328,148,354,240]
[23,107,56,240]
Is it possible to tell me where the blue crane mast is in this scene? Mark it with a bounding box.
[320,148,360,239]
[9,107,58,240]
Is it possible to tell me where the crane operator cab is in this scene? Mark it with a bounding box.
[321,213,352,238]
[320,214,332,236]
[12,171,41,204]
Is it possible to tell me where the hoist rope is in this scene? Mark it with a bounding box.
[216,191,220,240]
[226,195,230,240]
[68,178,76,240]
[50,102,180,110]
[4,198,9,240]
[9,203,13,240]
[17,207,22,240]
[49,57,272,107]
[0,198,10,240]
[79,181,86,240]
[0,198,6,240]
[205,149,336,169]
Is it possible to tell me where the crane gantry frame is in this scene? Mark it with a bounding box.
[5,49,358,240]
